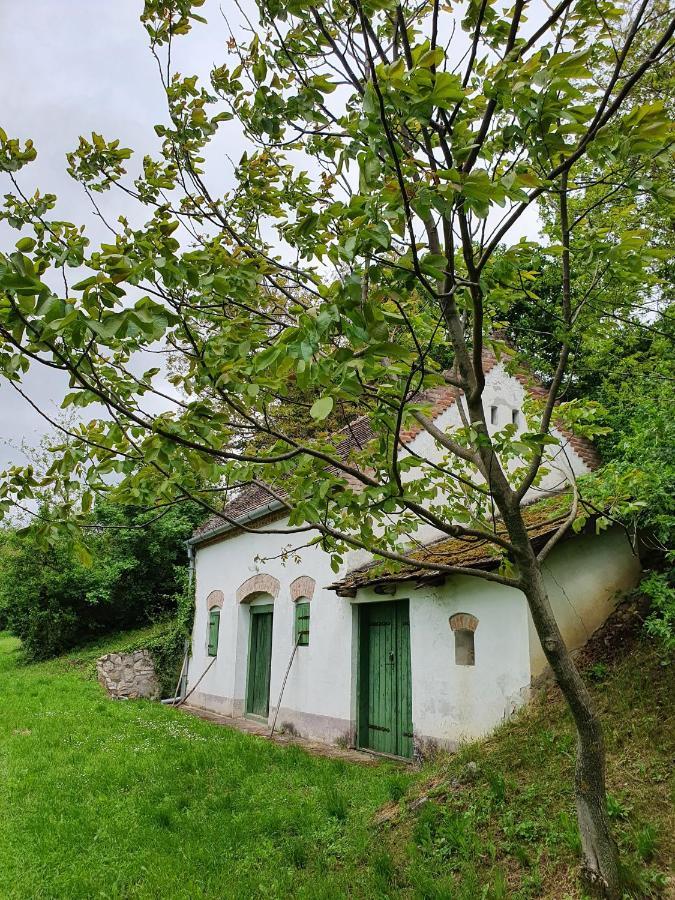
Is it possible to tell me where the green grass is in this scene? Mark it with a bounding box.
[0,629,414,899]
[0,603,673,899]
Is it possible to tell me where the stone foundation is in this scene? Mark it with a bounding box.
[97,649,160,700]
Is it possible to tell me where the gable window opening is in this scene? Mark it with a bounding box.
[295,601,310,646]
[490,405,498,425]
[454,629,475,666]
[511,408,519,427]
[207,608,220,657]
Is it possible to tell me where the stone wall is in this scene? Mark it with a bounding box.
[97,649,160,700]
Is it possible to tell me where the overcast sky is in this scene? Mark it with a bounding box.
[0,0,542,471]
[0,0,245,469]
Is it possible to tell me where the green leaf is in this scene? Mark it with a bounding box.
[430,72,464,108]
[363,82,378,116]
[73,541,93,567]
[417,47,444,69]
[310,396,334,421]
[72,275,100,291]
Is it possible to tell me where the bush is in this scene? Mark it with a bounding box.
[0,501,202,661]
[144,565,195,696]
[642,571,675,657]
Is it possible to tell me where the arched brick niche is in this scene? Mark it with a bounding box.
[290,576,316,603]
[236,573,280,604]
[206,590,224,610]
[449,612,478,667]
[448,612,479,633]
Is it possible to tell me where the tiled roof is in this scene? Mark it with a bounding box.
[191,482,285,540]
[334,414,376,455]
[191,349,599,544]
[191,384,460,543]
[329,492,578,595]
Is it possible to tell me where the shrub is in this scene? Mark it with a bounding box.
[642,571,675,657]
[0,501,202,661]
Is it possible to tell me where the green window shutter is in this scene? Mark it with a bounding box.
[295,601,310,646]
[208,608,220,656]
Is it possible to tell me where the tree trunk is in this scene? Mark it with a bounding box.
[460,365,621,895]
[520,554,621,897]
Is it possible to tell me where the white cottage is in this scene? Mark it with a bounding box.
[184,356,642,759]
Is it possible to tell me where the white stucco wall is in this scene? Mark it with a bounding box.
[186,517,357,743]
[352,577,531,749]
[529,526,642,677]
[189,522,642,753]
[188,516,533,750]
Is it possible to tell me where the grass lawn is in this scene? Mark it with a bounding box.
[0,630,413,899]
[0,603,673,899]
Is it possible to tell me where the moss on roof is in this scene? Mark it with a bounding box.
[331,492,578,594]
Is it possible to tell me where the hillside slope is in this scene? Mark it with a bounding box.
[374,598,675,898]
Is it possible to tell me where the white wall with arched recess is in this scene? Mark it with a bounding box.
[186,518,357,743]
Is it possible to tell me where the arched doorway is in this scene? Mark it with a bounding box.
[245,603,274,718]
[236,574,280,720]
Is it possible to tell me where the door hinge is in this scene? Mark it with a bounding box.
[368,723,390,732]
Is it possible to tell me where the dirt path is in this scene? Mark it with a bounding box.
[179,704,387,764]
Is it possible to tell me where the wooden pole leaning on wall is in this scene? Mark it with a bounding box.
[269,636,301,737]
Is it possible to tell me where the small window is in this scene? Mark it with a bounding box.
[511,408,519,426]
[490,405,498,425]
[455,630,475,666]
[295,601,310,647]
[207,608,220,657]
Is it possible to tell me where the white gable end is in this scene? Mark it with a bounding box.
[406,361,592,486]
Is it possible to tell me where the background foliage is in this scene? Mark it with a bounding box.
[0,500,201,661]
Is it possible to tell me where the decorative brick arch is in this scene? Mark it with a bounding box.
[206,590,224,610]
[290,576,316,603]
[449,612,479,633]
[236,573,280,604]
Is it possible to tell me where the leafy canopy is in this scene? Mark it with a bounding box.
[0,0,673,582]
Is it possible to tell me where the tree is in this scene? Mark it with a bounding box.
[1,0,674,893]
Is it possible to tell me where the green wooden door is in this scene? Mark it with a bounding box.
[359,600,413,758]
[246,605,273,718]
[363,603,396,754]
[396,604,414,760]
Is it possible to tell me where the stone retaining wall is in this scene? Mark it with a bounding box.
[97,649,160,700]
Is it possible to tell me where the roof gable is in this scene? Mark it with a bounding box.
[191,350,599,544]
